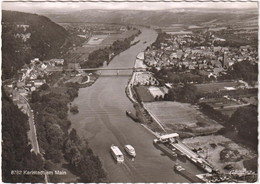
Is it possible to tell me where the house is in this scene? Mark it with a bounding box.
[213,67,224,76]
[26,82,33,87]
[210,60,222,68]
[30,74,37,80]
[120,27,127,31]
[176,50,183,59]
[146,57,157,66]
[148,86,165,99]
[41,63,47,69]
[31,58,40,64]
[51,59,64,65]
[170,53,177,59]
[188,65,196,70]
[17,81,25,88]
[208,73,217,79]
[43,60,55,66]
[240,46,248,52]
[213,46,222,53]
[18,88,28,97]
[68,63,81,70]
[30,86,36,92]
[165,83,173,89]
[33,79,45,88]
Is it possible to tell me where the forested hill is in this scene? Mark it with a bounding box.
[2,90,44,182]
[2,10,70,79]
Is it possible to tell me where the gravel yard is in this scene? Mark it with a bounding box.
[183,135,257,173]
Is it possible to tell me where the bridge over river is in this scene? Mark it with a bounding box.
[48,66,148,76]
[48,66,147,72]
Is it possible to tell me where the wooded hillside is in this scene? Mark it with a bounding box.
[2,10,70,79]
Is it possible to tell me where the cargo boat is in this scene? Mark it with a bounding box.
[174,164,204,183]
[153,141,177,160]
[126,111,138,122]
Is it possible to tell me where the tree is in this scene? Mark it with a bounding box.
[228,105,258,146]
[40,83,50,91]
[167,84,198,104]
[31,91,41,103]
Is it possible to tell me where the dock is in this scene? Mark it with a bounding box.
[154,133,215,173]
[176,167,205,183]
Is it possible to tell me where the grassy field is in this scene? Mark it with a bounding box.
[143,101,223,136]
[134,86,154,102]
[195,81,238,94]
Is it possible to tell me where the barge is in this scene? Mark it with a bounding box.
[126,110,138,122]
[174,164,205,183]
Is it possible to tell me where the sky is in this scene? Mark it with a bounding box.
[1,1,259,13]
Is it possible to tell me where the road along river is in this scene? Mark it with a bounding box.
[69,26,202,182]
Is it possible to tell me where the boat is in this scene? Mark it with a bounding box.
[126,111,138,122]
[110,145,124,163]
[124,145,136,157]
[174,163,185,172]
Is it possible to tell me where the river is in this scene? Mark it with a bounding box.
[69,27,202,182]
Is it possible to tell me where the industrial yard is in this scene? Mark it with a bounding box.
[183,135,258,174]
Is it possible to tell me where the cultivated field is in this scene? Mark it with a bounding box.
[143,101,223,136]
[65,29,139,64]
[183,135,257,173]
[84,35,108,45]
[195,81,238,94]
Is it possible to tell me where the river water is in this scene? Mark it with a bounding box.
[69,27,202,182]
